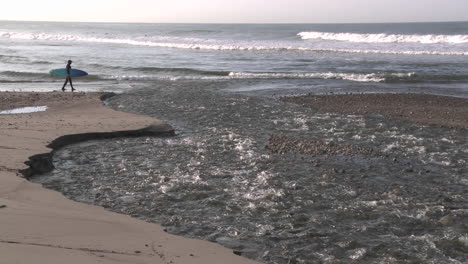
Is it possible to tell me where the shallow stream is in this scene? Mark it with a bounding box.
[32,80,468,263]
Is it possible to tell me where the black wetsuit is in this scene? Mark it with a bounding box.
[62,63,74,91]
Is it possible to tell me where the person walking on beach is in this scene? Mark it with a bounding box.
[62,60,75,92]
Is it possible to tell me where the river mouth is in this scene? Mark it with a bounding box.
[32,80,468,263]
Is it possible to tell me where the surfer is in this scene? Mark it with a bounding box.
[62,60,75,92]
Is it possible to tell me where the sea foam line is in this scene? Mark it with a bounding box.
[1,31,467,56]
[228,72,396,82]
[298,31,468,44]
[112,71,416,83]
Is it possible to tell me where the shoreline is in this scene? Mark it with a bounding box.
[0,92,259,264]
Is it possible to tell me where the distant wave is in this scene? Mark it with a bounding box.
[111,70,418,83]
[231,71,468,83]
[298,31,468,44]
[129,66,230,76]
[110,67,230,81]
[317,48,468,56]
[228,72,416,83]
[0,71,50,79]
[1,31,466,56]
[0,54,24,59]
[0,54,53,65]
[113,69,468,83]
[2,69,468,84]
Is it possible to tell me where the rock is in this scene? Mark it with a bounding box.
[404,167,414,173]
[216,236,243,249]
[20,153,54,178]
[438,215,453,226]
[118,195,138,204]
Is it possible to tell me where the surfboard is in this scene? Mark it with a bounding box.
[50,68,88,77]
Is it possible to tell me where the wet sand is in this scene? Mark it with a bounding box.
[281,93,468,129]
[0,92,259,264]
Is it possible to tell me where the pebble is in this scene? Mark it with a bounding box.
[117,195,138,204]
[280,94,468,129]
[266,134,380,157]
[438,215,453,226]
[216,236,243,249]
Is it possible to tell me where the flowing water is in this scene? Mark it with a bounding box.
[1,21,467,263]
[33,80,468,263]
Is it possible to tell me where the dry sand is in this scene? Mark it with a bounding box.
[0,92,259,264]
[281,93,468,129]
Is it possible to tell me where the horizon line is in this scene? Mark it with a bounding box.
[2,19,468,25]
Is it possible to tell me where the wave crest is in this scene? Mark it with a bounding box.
[1,31,467,56]
[2,69,467,84]
[298,31,468,44]
[228,72,416,83]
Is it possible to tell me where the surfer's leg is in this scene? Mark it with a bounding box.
[62,78,69,91]
[70,78,75,91]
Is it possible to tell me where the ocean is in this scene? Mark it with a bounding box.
[2,21,468,263]
[1,21,468,95]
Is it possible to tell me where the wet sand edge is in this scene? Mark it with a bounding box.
[0,91,259,264]
[281,93,468,130]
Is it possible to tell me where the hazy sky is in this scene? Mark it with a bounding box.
[1,0,467,23]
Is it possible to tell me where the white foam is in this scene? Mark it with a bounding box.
[318,48,468,56]
[293,117,309,131]
[360,201,378,207]
[440,138,455,144]
[348,248,367,260]
[228,71,415,83]
[383,142,400,152]
[459,236,468,247]
[298,31,468,44]
[112,71,415,83]
[1,31,466,56]
[408,146,426,154]
[255,224,274,236]
[0,105,47,114]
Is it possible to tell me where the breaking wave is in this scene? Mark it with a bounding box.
[127,67,230,76]
[227,72,416,83]
[112,70,422,83]
[3,68,468,84]
[1,31,467,56]
[298,31,468,44]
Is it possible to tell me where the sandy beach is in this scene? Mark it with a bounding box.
[0,92,259,264]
